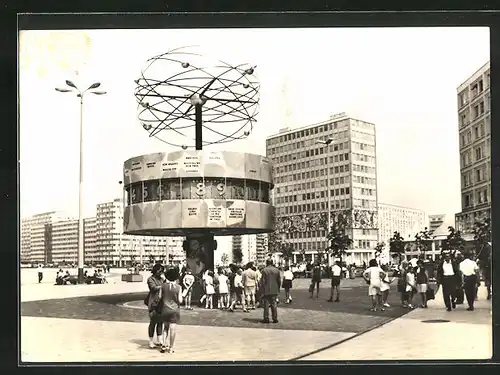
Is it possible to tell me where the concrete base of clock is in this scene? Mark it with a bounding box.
[183,233,216,304]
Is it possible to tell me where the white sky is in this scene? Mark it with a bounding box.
[19,27,490,223]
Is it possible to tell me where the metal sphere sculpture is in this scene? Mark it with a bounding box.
[134,46,260,150]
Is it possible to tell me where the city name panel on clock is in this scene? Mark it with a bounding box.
[122,151,274,237]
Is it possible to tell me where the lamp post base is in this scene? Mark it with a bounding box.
[77,267,85,284]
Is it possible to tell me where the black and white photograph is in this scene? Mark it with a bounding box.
[19,25,492,362]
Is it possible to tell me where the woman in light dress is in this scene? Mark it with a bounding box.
[204,270,215,309]
[217,267,229,309]
[363,259,387,312]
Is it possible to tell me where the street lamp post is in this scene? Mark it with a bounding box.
[55,80,106,284]
[118,180,125,268]
[317,138,334,266]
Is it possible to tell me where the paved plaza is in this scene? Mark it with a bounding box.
[20,269,492,362]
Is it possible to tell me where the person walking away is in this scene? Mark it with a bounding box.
[158,267,183,354]
[259,259,281,323]
[282,266,294,303]
[363,259,386,312]
[380,264,392,307]
[310,262,322,299]
[242,263,258,309]
[147,263,165,349]
[255,265,263,307]
[37,264,43,283]
[229,268,248,312]
[416,262,429,308]
[205,270,215,309]
[436,251,460,311]
[217,267,229,309]
[453,252,465,305]
[182,269,195,310]
[397,262,408,307]
[459,252,480,311]
[199,269,209,306]
[328,261,342,302]
[405,267,417,309]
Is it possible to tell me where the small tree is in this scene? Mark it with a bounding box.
[280,242,294,267]
[473,218,491,260]
[414,227,433,258]
[442,226,465,252]
[232,246,243,265]
[220,253,229,266]
[327,223,353,265]
[389,231,406,264]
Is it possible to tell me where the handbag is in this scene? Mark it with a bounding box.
[149,286,163,313]
[426,286,435,301]
[308,283,314,293]
[143,291,150,306]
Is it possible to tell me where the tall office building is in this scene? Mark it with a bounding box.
[455,62,491,234]
[377,203,426,257]
[266,113,378,265]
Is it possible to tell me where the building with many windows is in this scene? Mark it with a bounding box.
[21,211,74,264]
[49,217,97,265]
[20,200,185,265]
[455,61,491,234]
[231,234,267,266]
[266,113,378,265]
[377,203,427,257]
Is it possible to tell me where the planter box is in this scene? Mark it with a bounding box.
[122,274,144,282]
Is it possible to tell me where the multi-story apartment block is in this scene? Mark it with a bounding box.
[231,234,268,265]
[455,62,491,234]
[49,218,97,265]
[377,203,426,256]
[20,200,185,266]
[266,113,378,265]
[22,211,74,264]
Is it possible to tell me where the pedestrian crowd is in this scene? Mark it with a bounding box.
[144,250,488,354]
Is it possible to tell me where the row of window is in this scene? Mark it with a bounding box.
[459,98,490,127]
[462,166,488,187]
[267,120,350,145]
[276,199,352,214]
[353,175,377,186]
[270,141,350,163]
[351,141,375,153]
[276,239,377,250]
[458,72,490,107]
[275,153,351,173]
[124,178,271,205]
[461,143,489,168]
[268,133,349,154]
[460,122,486,147]
[274,164,351,184]
[463,188,489,208]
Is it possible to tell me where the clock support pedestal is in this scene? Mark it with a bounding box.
[183,233,216,304]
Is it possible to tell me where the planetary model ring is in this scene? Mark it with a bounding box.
[134,46,260,149]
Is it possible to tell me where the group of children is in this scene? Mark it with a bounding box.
[363,259,431,312]
[180,264,260,312]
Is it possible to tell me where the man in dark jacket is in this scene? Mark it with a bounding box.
[436,251,461,311]
[259,259,281,323]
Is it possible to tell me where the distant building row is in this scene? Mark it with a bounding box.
[20,199,185,266]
